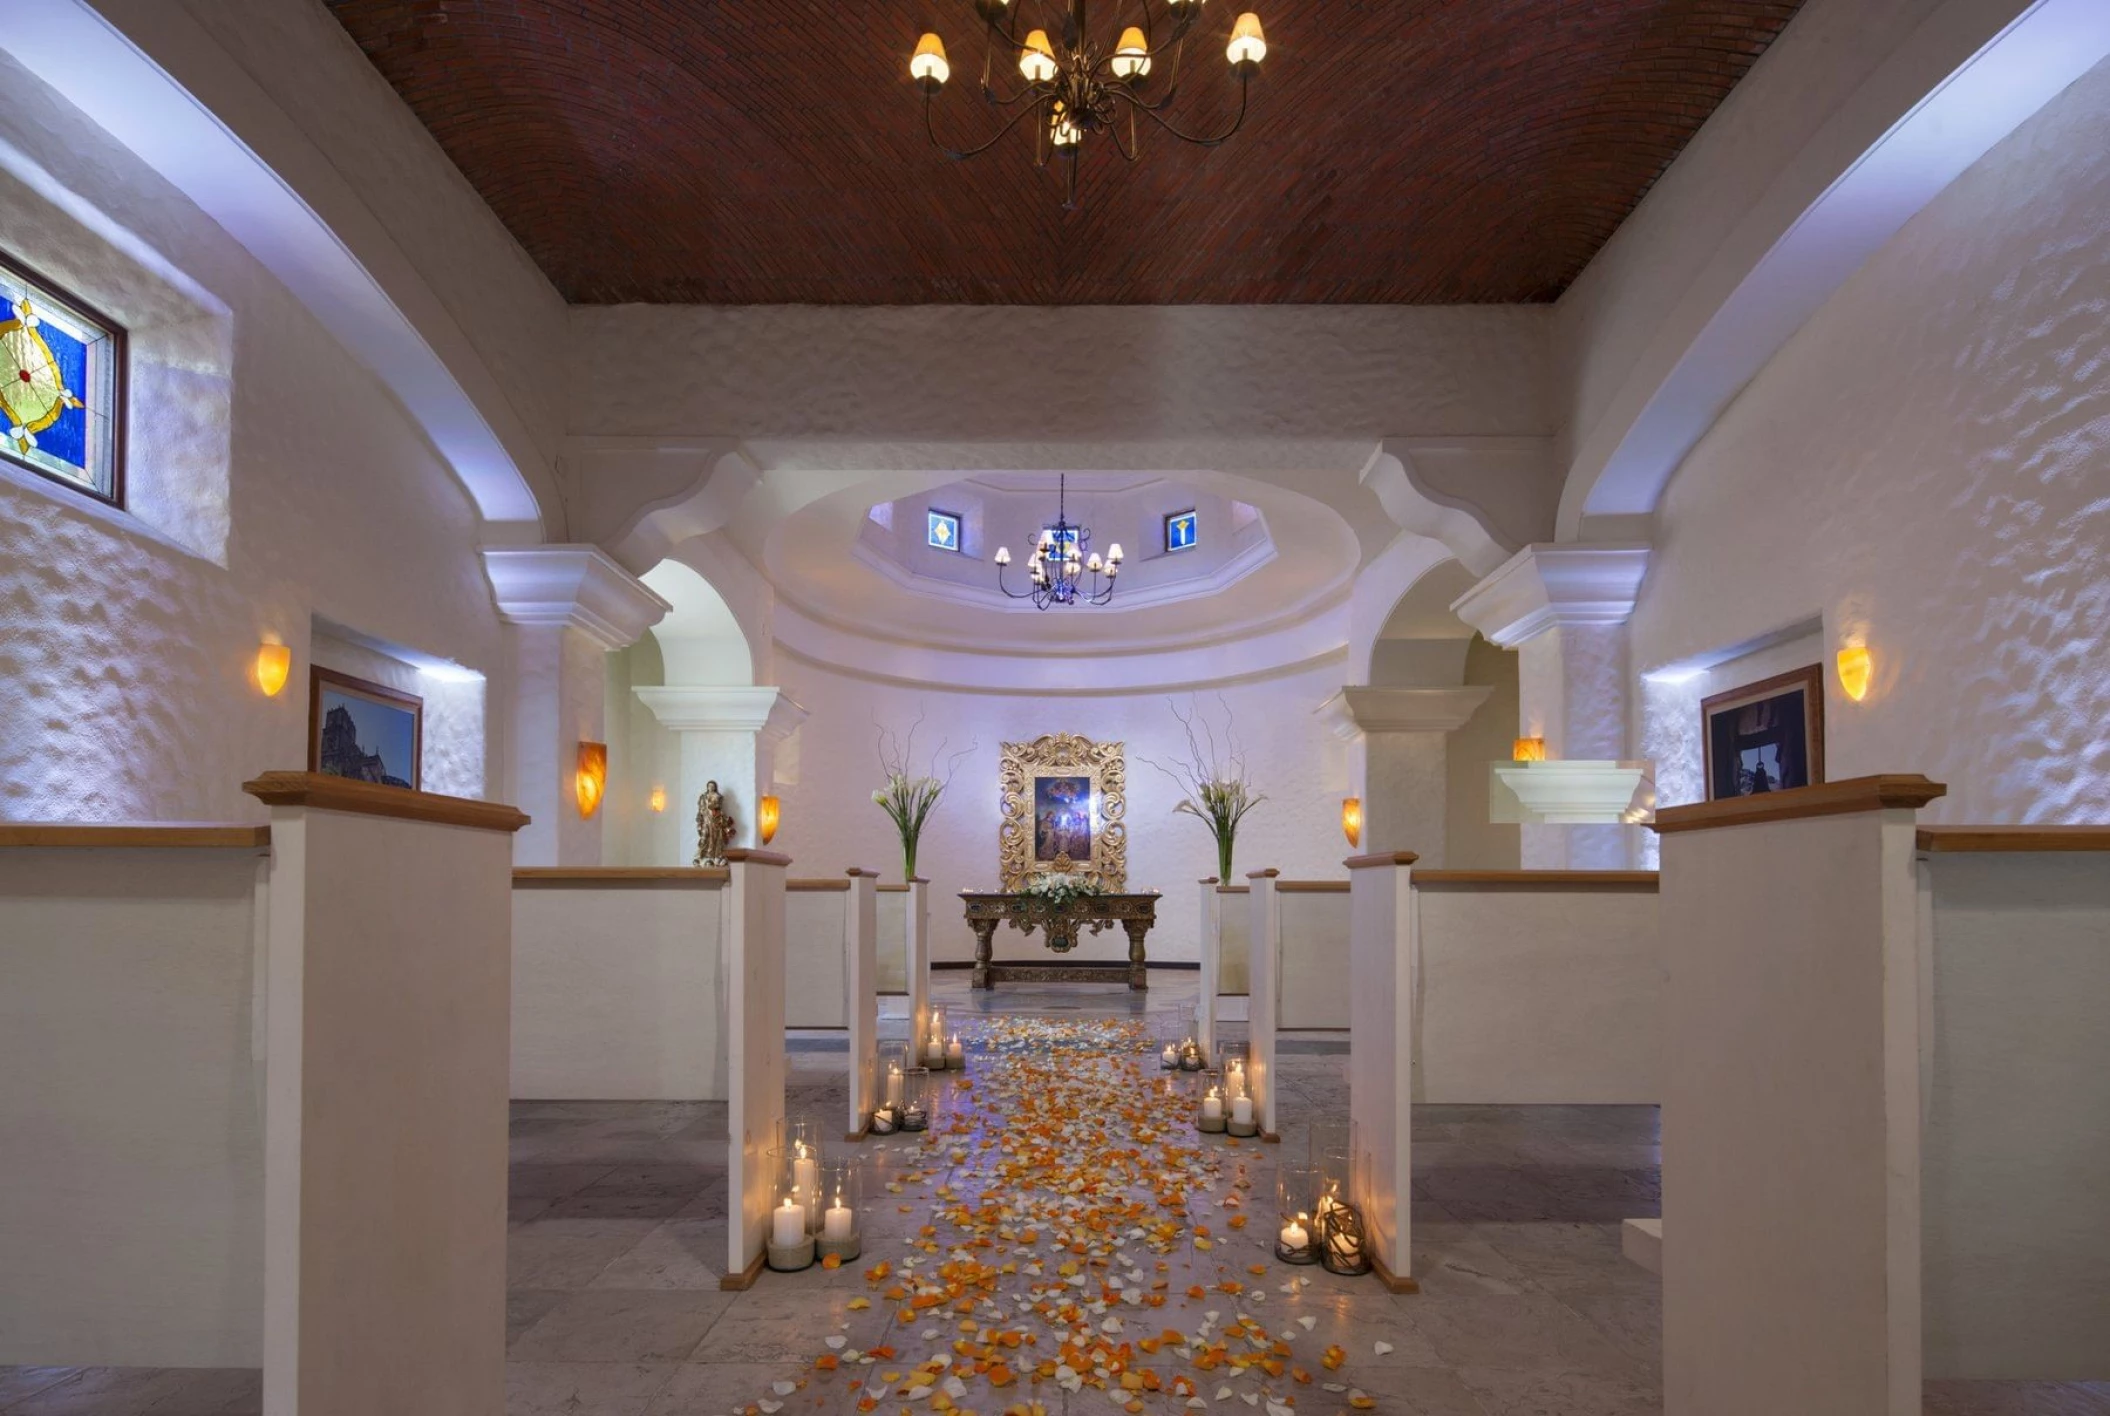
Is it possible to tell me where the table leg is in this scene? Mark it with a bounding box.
[971,919,999,990]
[1123,919,1150,991]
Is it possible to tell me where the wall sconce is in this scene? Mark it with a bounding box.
[1340,797,1362,849]
[758,794,781,845]
[255,642,292,697]
[1512,736,1547,762]
[1837,645,1873,702]
[575,742,607,819]
[648,786,667,813]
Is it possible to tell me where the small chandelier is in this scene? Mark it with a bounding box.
[995,476,1124,609]
[910,0,1267,209]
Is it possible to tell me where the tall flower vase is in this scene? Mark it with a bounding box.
[901,835,918,884]
[1216,833,1235,883]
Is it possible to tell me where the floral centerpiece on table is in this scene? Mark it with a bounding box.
[872,714,975,881]
[1139,695,1266,882]
[1017,872,1104,911]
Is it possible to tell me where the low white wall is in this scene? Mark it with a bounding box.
[511,871,727,1101]
[785,883,850,1028]
[0,838,267,1367]
[1276,885,1351,1030]
[1920,846,2110,1380]
[1218,886,1251,994]
[1413,874,1660,1103]
[877,884,909,994]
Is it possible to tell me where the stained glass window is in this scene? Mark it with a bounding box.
[1166,509,1198,551]
[927,509,962,550]
[0,257,121,504]
[1042,526,1080,559]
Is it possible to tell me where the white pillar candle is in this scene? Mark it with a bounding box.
[1201,1089,1223,1122]
[1231,1095,1254,1126]
[773,1198,806,1248]
[885,1066,903,1108]
[946,1035,964,1063]
[1279,1217,1309,1251]
[926,1035,946,1066]
[824,1199,854,1242]
[793,1147,819,1207]
[1161,1045,1177,1066]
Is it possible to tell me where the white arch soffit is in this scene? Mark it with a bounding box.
[1359,443,1515,582]
[0,0,552,533]
[1565,0,2110,534]
[1346,533,1468,685]
[641,558,756,687]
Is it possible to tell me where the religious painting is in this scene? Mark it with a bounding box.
[1000,733,1127,891]
[308,667,422,791]
[1701,665,1824,802]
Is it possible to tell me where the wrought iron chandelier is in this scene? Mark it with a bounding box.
[994,476,1124,609]
[909,0,1267,208]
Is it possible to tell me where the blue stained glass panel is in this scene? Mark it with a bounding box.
[36,320,87,470]
[927,509,961,550]
[1,256,121,502]
[1166,509,1198,551]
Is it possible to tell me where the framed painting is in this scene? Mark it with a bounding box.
[1701,664,1825,801]
[999,733,1127,891]
[308,666,422,791]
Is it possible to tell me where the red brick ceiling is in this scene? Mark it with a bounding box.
[324,0,1805,305]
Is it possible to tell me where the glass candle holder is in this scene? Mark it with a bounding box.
[922,1007,949,1068]
[874,1040,913,1133]
[944,1029,967,1071]
[1194,1067,1226,1134]
[1177,1034,1206,1071]
[1275,1164,1320,1264]
[766,1147,818,1271]
[1220,1042,1258,1137]
[816,1156,864,1263]
[1317,1197,1371,1277]
[1158,1035,1181,1071]
[900,1066,933,1132]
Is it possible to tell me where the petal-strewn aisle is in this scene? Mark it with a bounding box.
[750,1018,1388,1416]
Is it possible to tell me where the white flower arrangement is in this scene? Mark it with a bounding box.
[1017,872,1104,910]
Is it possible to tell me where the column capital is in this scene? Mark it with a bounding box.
[1450,543,1650,648]
[1317,685,1494,742]
[635,686,807,740]
[483,545,670,651]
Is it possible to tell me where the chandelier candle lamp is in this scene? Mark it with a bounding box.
[910,0,1266,209]
[994,475,1123,608]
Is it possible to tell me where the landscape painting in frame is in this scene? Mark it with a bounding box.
[308,666,422,791]
[1701,665,1825,801]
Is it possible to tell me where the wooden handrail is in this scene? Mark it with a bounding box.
[1652,775,1946,833]
[1413,870,1658,890]
[1916,825,2110,853]
[514,867,727,885]
[0,823,271,849]
[1277,880,1351,893]
[1344,852,1421,869]
[243,771,530,833]
[787,878,852,892]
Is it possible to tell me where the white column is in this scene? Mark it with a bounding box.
[1346,850,1420,1294]
[721,847,789,1289]
[904,878,932,1049]
[1655,777,1943,1416]
[1452,544,1650,869]
[1317,687,1492,864]
[1195,877,1221,1058]
[484,547,669,867]
[844,869,879,1140]
[633,687,807,863]
[1245,870,1281,1143]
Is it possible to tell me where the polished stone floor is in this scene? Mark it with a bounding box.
[2,972,2101,1413]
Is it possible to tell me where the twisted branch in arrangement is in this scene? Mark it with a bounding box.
[873,710,977,877]
[1135,695,1265,877]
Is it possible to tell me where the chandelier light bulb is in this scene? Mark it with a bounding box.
[1020,29,1058,83]
[1227,12,1266,68]
[910,32,951,89]
[1107,542,1124,562]
[1049,100,1081,149]
[994,546,1012,566]
[1087,552,1103,572]
[1111,26,1152,79]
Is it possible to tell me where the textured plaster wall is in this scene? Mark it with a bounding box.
[644,658,1360,969]
[1446,638,1523,870]
[1632,56,2110,825]
[0,56,502,821]
[569,305,1550,441]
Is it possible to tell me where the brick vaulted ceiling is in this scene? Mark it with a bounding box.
[325,0,1805,305]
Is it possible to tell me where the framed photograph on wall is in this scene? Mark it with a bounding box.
[308,666,422,791]
[1701,665,1824,801]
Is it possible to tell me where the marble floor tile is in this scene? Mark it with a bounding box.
[1921,1382,2110,1415]
[0,1371,75,1408]
[505,1361,678,1416]
[1469,1223,1659,1295]
[510,1290,736,1364]
[1409,1294,1652,1381]
[589,1219,728,1291]
[1455,1365,1662,1416]
[509,1217,664,1289]
[645,1360,851,1416]
[1,1366,261,1415]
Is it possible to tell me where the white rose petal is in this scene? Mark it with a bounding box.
[1373,1340,1394,1356]
[1298,1316,1318,1332]
[825,1336,847,1349]
[772,1383,798,1397]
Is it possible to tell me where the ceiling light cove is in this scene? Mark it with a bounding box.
[912,0,1264,208]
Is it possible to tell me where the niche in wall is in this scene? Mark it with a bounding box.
[309,617,485,799]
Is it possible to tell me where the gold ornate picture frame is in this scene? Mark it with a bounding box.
[999,733,1127,891]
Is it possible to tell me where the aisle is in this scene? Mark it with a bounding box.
[749,1016,1395,1416]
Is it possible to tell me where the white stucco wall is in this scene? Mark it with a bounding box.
[0,53,503,821]
[1631,56,2110,824]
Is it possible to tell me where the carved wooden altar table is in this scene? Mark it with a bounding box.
[959,892,1161,990]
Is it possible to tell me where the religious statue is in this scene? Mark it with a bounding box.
[694,780,736,867]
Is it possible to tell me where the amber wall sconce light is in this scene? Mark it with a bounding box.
[758,794,782,845]
[575,742,607,819]
[1340,797,1363,849]
[1837,645,1873,702]
[1512,736,1547,762]
[255,642,292,697]
[648,786,667,813]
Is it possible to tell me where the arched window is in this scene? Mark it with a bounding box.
[0,256,122,504]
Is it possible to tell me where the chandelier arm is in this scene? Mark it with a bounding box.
[924,93,1047,161]
[1110,72,1248,147]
